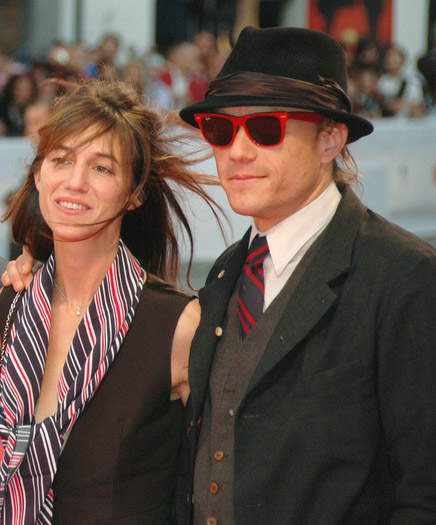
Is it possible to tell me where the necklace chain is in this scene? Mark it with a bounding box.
[53,280,90,316]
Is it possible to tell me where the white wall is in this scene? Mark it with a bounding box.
[81,0,157,64]
[281,0,308,27]
[393,0,430,71]
[58,0,78,45]
[27,0,156,62]
[350,116,436,237]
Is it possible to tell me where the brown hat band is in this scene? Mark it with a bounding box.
[206,71,351,113]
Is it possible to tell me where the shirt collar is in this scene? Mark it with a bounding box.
[250,181,342,276]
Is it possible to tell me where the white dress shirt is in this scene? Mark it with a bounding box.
[249,181,342,309]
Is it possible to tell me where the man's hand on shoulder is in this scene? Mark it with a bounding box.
[1,247,35,292]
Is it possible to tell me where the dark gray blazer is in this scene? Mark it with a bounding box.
[176,184,436,524]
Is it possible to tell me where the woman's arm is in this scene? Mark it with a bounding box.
[171,298,200,406]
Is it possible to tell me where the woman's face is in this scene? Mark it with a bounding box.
[384,49,405,75]
[34,127,132,245]
[13,75,34,106]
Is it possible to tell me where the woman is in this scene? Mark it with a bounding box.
[0,79,218,524]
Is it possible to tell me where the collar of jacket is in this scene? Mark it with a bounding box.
[189,184,368,415]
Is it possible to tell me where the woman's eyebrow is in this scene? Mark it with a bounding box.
[51,145,121,166]
[91,151,121,166]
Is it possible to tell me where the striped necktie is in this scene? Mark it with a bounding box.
[238,234,269,340]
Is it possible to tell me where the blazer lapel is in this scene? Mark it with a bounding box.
[246,186,368,392]
[189,186,369,410]
[189,229,251,415]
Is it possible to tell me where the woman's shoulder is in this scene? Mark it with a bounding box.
[131,274,198,347]
[144,273,195,300]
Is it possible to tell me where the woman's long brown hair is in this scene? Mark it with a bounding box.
[3,79,225,287]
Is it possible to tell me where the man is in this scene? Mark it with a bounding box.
[176,26,436,523]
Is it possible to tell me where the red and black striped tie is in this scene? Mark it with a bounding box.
[238,234,269,340]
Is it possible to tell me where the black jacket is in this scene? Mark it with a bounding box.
[175,185,436,524]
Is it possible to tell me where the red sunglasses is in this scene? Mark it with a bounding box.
[194,111,324,148]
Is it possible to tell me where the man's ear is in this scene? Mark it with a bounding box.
[320,123,348,163]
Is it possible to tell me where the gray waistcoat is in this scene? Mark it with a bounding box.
[193,268,303,524]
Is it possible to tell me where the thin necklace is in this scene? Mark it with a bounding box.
[53,280,90,316]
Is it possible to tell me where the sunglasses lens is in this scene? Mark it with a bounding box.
[201,116,234,146]
[246,115,283,146]
[198,114,285,147]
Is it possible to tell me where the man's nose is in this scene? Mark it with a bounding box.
[228,125,258,160]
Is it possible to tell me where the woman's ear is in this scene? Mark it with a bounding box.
[127,190,145,211]
[34,171,41,191]
[320,123,348,164]
[127,199,141,211]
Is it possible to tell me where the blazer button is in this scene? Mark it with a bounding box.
[209,482,219,495]
[207,518,217,525]
[218,269,225,278]
[214,450,224,461]
[215,326,223,337]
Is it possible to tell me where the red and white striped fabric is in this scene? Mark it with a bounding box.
[0,240,144,524]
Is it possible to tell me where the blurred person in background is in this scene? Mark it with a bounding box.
[97,34,120,66]
[142,49,179,109]
[193,30,227,82]
[123,58,147,95]
[0,49,13,93]
[94,33,122,81]
[37,78,65,107]
[23,98,53,145]
[418,41,436,111]
[0,72,37,137]
[351,37,382,73]
[378,44,428,117]
[154,41,209,110]
[45,41,71,74]
[67,42,95,80]
[349,64,383,119]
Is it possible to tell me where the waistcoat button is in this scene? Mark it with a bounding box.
[209,482,219,495]
[214,450,224,461]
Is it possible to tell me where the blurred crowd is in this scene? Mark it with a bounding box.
[1,29,436,142]
[344,36,436,120]
[0,31,228,141]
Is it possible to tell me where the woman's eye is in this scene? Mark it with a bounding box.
[95,165,112,174]
[52,157,69,165]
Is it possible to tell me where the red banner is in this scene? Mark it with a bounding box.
[309,0,392,45]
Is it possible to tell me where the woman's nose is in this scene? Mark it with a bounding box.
[65,164,89,191]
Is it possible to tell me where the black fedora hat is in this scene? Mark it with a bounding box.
[180,26,373,143]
